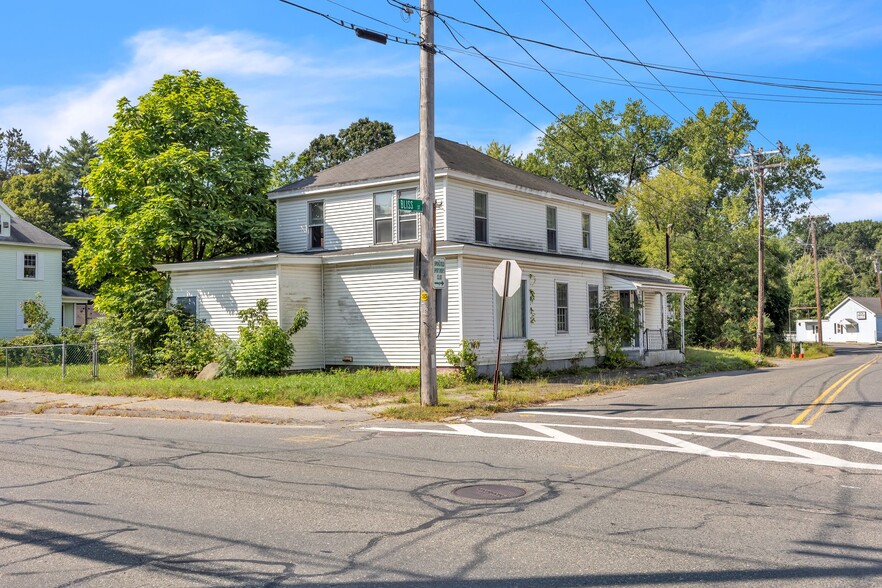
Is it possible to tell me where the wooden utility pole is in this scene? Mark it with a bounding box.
[811,216,823,345]
[874,257,882,314]
[418,0,437,406]
[735,145,784,354]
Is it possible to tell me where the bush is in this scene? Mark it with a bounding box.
[445,339,481,382]
[511,338,546,380]
[225,299,308,377]
[591,288,641,368]
[153,313,227,378]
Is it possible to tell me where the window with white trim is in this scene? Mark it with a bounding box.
[374,191,393,244]
[588,284,600,333]
[474,191,488,243]
[546,206,557,251]
[177,296,197,316]
[495,280,527,339]
[308,201,324,249]
[556,282,569,333]
[582,212,591,249]
[397,189,418,242]
[22,253,37,279]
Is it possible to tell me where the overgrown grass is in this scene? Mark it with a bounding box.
[682,347,774,371]
[0,367,463,406]
[801,343,836,359]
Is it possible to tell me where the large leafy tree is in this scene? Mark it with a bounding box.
[59,131,99,219]
[270,118,395,189]
[0,168,73,237]
[69,70,274,347]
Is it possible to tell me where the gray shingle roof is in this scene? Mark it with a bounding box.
[271,134,609,207]
[853,296,882,315]
[0,201,70,249]
[61,286,93,300]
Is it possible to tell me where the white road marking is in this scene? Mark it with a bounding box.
[363,418,882,471]
[516,411,809,429]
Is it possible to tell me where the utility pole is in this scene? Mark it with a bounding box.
[418,0,437,406]
[810,216,823,345]
[665,224,672,272]
[874,256,882,314]
[735,145,784,354]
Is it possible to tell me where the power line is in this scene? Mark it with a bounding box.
[322,0,417,37]
[391,1,882,97]
[642,0,776,148]
[277,0,419,47]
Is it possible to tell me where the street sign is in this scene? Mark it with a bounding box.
[432,258,446,289]
[398,198,423,212]
[493,260,522,297]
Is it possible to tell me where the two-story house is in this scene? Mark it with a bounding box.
[0,199,93,340]
[157,135,689,371]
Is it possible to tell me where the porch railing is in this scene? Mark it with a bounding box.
[643,329,685,354]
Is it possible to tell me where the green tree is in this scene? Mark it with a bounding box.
[69,70,275,348]
[271,118,395,189]
[608,205,646,266]
[59,131,99,219]
[0,168,74,237]
[0,128,37,180]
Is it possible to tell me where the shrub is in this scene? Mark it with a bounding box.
[226,299,308,377]
[511,338,546,380]
[591,288,641,368]
[445,339,481,382]
[153,313,227,378]
[16,294,59,345]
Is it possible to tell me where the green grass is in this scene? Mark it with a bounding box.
[0,347,774,420]
[0,367,463,406]
[800,343,836,359]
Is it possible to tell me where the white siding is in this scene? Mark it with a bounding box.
[169,267,279,340]
[643,292,663,331]
[461,256,603,365]
[279,264,324,370]
[0,246,63,340]
[322,256,462,366]
[446,177,609,259]
[276,181,446,254]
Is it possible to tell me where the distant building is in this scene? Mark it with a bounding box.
[795,296,882,344]
[157,136,690,371]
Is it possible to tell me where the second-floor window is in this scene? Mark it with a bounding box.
[582,212,591,249]
[475,191,488,243]
[22,253,37,279]
[556,282,569,333]
[308,201,324,249]
[374,191,394,244]
[546,206,558,251]
[398,189,418,241]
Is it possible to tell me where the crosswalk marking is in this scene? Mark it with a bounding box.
[516,411,810,428]
[362,417,882,471]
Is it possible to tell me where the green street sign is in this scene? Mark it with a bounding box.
[398,198,423,212]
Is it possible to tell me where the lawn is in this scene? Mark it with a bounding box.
[0,347,778,419]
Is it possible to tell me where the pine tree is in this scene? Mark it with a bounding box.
[609,205,646,266]
[59,131,98,219]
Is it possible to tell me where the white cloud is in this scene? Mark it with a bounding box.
[813,191,882,223]
[822,155,882,174]
[0,28,414,157]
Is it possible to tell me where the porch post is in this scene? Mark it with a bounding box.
[679,293,686,354]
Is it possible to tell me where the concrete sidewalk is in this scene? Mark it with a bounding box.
[0,389,380,427]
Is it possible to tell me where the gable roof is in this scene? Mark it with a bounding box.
[0,200,70,249]
[825,295,882,318]
[270,134,608,207]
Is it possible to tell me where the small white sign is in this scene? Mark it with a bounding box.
[493,260,522,297]
[433,258,447,289]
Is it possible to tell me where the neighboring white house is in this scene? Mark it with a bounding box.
[795,296,882,344]
[157,135,690,371]
[0,199,94,340]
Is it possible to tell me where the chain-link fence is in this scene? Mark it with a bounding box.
[0,342,134,381]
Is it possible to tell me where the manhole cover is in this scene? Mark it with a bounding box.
[453,484,526,500]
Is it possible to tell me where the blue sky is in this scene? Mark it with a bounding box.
[2,0,881,222]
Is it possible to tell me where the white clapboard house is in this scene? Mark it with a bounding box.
[0,198,94,340]
[156,135,690,371]
[794,296,882,344]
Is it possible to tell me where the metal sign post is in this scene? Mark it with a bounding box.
[492,260,522,399]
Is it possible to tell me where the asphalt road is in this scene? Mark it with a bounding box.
[1,346,880,587]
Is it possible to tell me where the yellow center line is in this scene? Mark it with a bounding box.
[805,359,878,426]
[791,357,878,425]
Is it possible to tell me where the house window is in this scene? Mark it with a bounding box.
[475,191,488,243]
[546,206,557,251]
[22,254,37,279]
[176,296,197,316]
[588,284,600,333]
[308,201,324,249]
[556,282,569,333]
[397,189,418,242]
[495,280,527,339]
[374,191,393,244]
[582,212,591,249]
[857,311,867,320]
